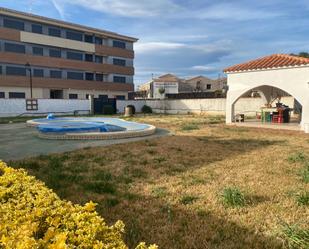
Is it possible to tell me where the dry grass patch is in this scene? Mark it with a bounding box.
[9,114,309,249]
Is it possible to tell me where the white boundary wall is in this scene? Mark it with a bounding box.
[117,97,294,115]
[0,99,90,117]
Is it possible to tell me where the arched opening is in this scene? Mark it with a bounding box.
[230,85,302,128]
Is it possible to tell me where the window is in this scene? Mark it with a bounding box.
[113,40,126,49]
[3,18,24,30]
[69,93,78,99]
[113,76,126,83]
[49,49,61,58]
[98,95,108,101]
[9,92,25,98]
[66,31,83,41]
[113,58,126,66]
[86,94,90,99]
[116,95,125,100]
[85,34,93,43]
[33,69,44,77]
[95,73,103,81]
[206,84,211,90]
[67,51,83,61]
[50,70,62,78]
[50,89,63,99]
[85,72,94,81]
[95,55,103,63]
[94,37,102,45]
[0,92,5,98]
[0,65,2,74]
[32,24,43,34]
[48,27,61,37]
[85,54,93,62]
[6,66,26,76]
[32,47,43,56]
[67,71,83,80]
[4,43,25,54]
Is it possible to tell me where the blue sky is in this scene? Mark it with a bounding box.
[2,0,309,86]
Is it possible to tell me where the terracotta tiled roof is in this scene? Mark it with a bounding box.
[223,54,309,73]
[154,73,182,82]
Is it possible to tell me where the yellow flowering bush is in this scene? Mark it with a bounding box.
[0,161,157,249]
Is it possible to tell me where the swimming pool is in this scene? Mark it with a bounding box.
[27,117,156,140]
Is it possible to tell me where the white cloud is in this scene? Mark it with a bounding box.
[51,0,66,19]
[135,42,186,53]
[50,0,180,17]
[190,65,216,71]
[193,3,281,21]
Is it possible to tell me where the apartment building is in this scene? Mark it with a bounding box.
[0,7,137,100]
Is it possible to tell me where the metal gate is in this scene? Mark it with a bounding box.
[93,98,116,114]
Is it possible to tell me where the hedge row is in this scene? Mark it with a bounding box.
[0,161,157,249]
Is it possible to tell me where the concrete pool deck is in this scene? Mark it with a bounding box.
[0,123,170,161]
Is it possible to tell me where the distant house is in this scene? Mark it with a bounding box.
[137,74,227,99]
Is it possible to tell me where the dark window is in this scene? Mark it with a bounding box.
[85,72,94,81]
[86,94,90,99]
[67,51,83,61]
[4,43,25,54]
[48,27,61,37]
[3,18,24,30]
[95,73,103,81]
[49,49,61,58]
[113,58,126,66]
[113,40,126,49]
[85,54,93,62]
[206,84,211,90]
[94,37,102,45]
[66,31,83,41]
[69,93,78,99]
[32,47,43,56]
[33,69,44,77]
[32,24,43,34]
[50,89,63,99]
[0,92,5,98]
[85,34,93,43]
[113,76,126,83]
[95,55,103,63]
[67,71,83,80]
[98,95,108,101]
[0,66,2,74]
[6,66,26,76]
[50,70,62,78]
[116,95,125,100]
[9,92,25,98]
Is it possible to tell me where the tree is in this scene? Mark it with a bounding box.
[290,52,309,58]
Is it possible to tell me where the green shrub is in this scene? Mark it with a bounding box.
[221,187,246,207]
[103,105,115,115]
[281,222,309,249]
[141,105,152,114]
[0,161,156,248]
[296,192,309,206]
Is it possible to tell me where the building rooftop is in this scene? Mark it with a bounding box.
[0,7,138,42]
[223,54,309,73]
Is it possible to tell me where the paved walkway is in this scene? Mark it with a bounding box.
[0,123,170,161]
[230,119,301,131]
